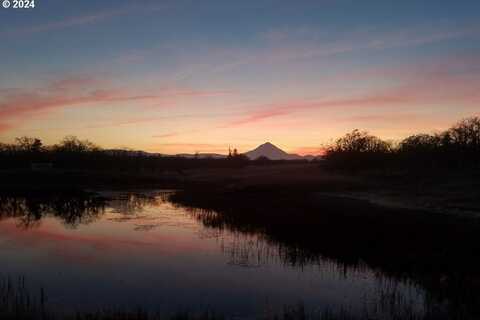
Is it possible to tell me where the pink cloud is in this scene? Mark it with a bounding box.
[152,133,179,139]
[84,110,239,130]
[223,109,291,127]
[85,117,161,129]
[144,89,234,99]
[0,76,232,133]
[222,55,480,129]
[0,122,13,133]
[339,113,421,123]
[223,94,411,128]
[150,127,210,140]
[0,87,158,121]
[150,143,233,154]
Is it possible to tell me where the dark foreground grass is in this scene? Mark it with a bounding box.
[0,276,452,320]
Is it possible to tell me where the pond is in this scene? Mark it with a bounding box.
[0,191,428,318]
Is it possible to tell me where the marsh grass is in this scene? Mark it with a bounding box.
[0,275,48,319]
[0,277,446,320]
[0,274,471,320]
[169,189,480,319]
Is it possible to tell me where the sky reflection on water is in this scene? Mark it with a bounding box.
[0,191,425,317]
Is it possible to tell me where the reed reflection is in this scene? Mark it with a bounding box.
[107,192,162,215]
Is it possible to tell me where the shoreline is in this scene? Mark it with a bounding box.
[1,163,479,217]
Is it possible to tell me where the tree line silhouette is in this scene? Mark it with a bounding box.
[0,135,249,172]
[324,116,480,171]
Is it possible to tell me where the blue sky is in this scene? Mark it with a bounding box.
[1,0,479,154]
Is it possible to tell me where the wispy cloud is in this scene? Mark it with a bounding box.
[0,123,12,133]
[0,87,157,120]
[150,143,231,154]
[0,8,130,37]
[221,52,480,129]
[0,75,232,133]
[157,89,234,98]
[84,111,239,130]
[339,113,421,123]
[0,3,172,37]
[189,25,480,77]
[223,94,410,128]
[151,133,179,139]
[260,24,480,58]
[222,109,291,127]
[47,75,105,91]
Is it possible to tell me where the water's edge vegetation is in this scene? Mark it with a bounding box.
[0,273,441,320]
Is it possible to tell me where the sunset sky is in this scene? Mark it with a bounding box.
[0,0,479,155]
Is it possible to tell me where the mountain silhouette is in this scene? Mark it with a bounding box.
[244,142,303,160]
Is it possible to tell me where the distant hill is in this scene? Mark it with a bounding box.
[104,149,226,159]
[105,144,318,160]
[174,153,227,159]
[104,149,162,157]
[244,142,304,160]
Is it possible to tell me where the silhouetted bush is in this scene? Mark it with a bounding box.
[396,117,480,170]
[324,129,393,170]
[52,135,98,153]
[397,133,444,168]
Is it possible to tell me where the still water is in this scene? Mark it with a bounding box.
[0,191,425,317]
